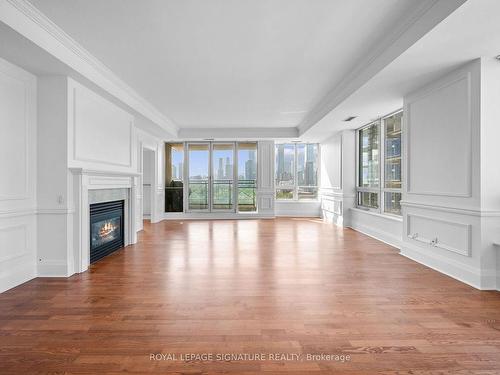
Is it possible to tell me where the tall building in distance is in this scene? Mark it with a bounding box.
[245,151,256,180]
[276,145,293,186]
[217,158,224,179]
[225,157,232,179]
[305,144,316,186]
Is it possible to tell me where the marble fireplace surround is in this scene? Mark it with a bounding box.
[70,168,139,273]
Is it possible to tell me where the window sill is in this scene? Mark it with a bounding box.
[350,207,403,222]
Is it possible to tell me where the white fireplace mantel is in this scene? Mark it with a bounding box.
[70,168,139,273]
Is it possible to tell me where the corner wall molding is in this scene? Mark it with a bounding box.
[1,0,178,136]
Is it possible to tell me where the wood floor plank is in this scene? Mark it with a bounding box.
[0,218,499,374]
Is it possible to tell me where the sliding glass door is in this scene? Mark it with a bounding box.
[212,143,235,211]
[187,143,210,211]
[186,142,238,212]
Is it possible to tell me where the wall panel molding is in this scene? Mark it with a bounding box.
[406,213,471,257]
[405,70,472,197]
[69,80,135,170]
[0,57,36,205]
[0,224,29,263]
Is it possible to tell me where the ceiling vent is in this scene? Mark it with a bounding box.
[343,116,357,122]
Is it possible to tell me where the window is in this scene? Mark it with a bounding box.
[384,112,402,215]
[166,142,258,213]
[237,142,257,212]
[356,110,402,215]
[358,122,380,209]
[212,143,234,210]
[275,143,318,200]
[165,143,184,212]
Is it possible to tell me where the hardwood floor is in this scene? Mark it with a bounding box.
[1,218,500,374]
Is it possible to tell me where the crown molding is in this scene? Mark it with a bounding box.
[178,126,299,140]
[298,0,467,136]
[0,0,178,137]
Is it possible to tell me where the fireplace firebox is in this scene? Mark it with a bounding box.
[89,200,125,263]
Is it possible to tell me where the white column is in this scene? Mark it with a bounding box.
[257,140,275,217]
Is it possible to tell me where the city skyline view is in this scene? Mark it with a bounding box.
[171,147,257,181]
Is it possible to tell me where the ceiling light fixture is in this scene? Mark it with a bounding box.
[343,116,357,122]
[496,55,500,61]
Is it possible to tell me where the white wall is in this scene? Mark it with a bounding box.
[320,132,345,225]
[37,76,145,277]
[256,140,275,217]
[36,76,72,276]
[349,208,402,248]
[0,61,162,289]
[401,59,499,290]
[275,201,321,217]
[0,57,37,292]
[481,57,500,290]
[320,130,357,227]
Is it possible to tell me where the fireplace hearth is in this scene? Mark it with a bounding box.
[90,200,125,263]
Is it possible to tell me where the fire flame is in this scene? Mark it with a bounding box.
[99,221,116,238]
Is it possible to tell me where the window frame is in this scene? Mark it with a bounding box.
[356,109,403,216]
[275,143,320,201]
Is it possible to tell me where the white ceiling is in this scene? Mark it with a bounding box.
[27,0,422,129]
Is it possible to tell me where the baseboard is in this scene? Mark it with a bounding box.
[37,260,69,277]
[0,262,36,293]
[348,223,402,249]
[400,242,496,290]
[162,213,276,220]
